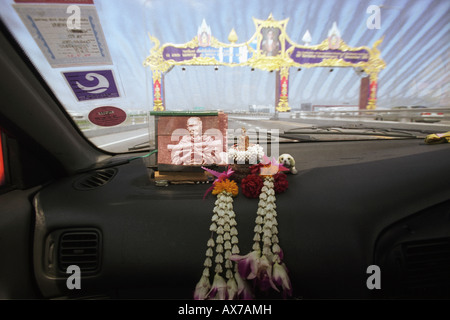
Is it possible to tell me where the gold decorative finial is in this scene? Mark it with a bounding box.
[238,127,249,151]
[228,28,238,43]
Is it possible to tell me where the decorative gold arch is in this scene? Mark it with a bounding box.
[144,14,386,112]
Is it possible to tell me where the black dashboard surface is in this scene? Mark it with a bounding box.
[33,139,450,299]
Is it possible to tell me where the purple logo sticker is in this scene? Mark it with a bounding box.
[63,70,119,101]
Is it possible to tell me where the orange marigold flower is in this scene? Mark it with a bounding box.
[212,179,239,197]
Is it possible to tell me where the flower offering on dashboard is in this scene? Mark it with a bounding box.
[194,166,251,300]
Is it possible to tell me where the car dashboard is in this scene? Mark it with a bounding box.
[1,12,449,302]
[29,139,450,299]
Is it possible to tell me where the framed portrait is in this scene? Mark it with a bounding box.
[153,112,228,171]
[260,27,281,57]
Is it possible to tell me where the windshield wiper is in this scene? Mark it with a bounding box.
[282,125,428,141]
[128,142,152,152]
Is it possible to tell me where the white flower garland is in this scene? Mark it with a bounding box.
[228,144,265,163]
[229,161,293,298]
[252,177,281,258]
[194,191,243,300]
[196,162,292,299]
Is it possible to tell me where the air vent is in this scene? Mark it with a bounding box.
[399,237,450,297]
[73,168,117,190]
[58,231,101,274]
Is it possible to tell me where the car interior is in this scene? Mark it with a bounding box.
[1,2,450,301]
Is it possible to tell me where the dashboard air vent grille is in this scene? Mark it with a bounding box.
[58,231,101,274]
[400,237,450,296]
[73,168,117,190]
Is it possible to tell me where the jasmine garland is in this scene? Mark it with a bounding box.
[196,160,292,300]
[195,168,252,300]
[230,158,293,298]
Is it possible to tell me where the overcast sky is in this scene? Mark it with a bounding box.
[1,0,449,113]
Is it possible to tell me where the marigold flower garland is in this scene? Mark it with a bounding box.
[230,157,293,298]
[194,166,252,300]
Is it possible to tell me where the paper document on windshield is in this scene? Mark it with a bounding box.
[13,4,112,67]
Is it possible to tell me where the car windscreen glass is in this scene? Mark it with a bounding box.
[1,0,449,154]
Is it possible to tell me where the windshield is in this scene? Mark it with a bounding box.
[1,0,449,154]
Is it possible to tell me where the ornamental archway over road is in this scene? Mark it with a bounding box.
[144,14,386,112]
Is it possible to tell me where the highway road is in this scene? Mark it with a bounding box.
[88,115,450,153]
[88,115,311,153]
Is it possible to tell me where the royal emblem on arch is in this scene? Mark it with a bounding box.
[144,14,385,113]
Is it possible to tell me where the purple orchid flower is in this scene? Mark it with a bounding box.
[231,251,280,294]
[206,274,228,300]
[254,255,279,293]
[234,271,254,300]
[194,275,211,300]
[272,262,293,298]
[230,250,260,280]
[259,155,290,176]
[226,277,238,300]
[201,165,235,199]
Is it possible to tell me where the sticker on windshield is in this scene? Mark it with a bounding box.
[63,70,119,101]
[13,4,112,68]
[88,106,127,127]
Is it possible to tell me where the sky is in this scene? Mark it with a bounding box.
[1,0,449,114]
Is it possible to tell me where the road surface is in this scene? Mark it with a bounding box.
[88,115,450,153]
